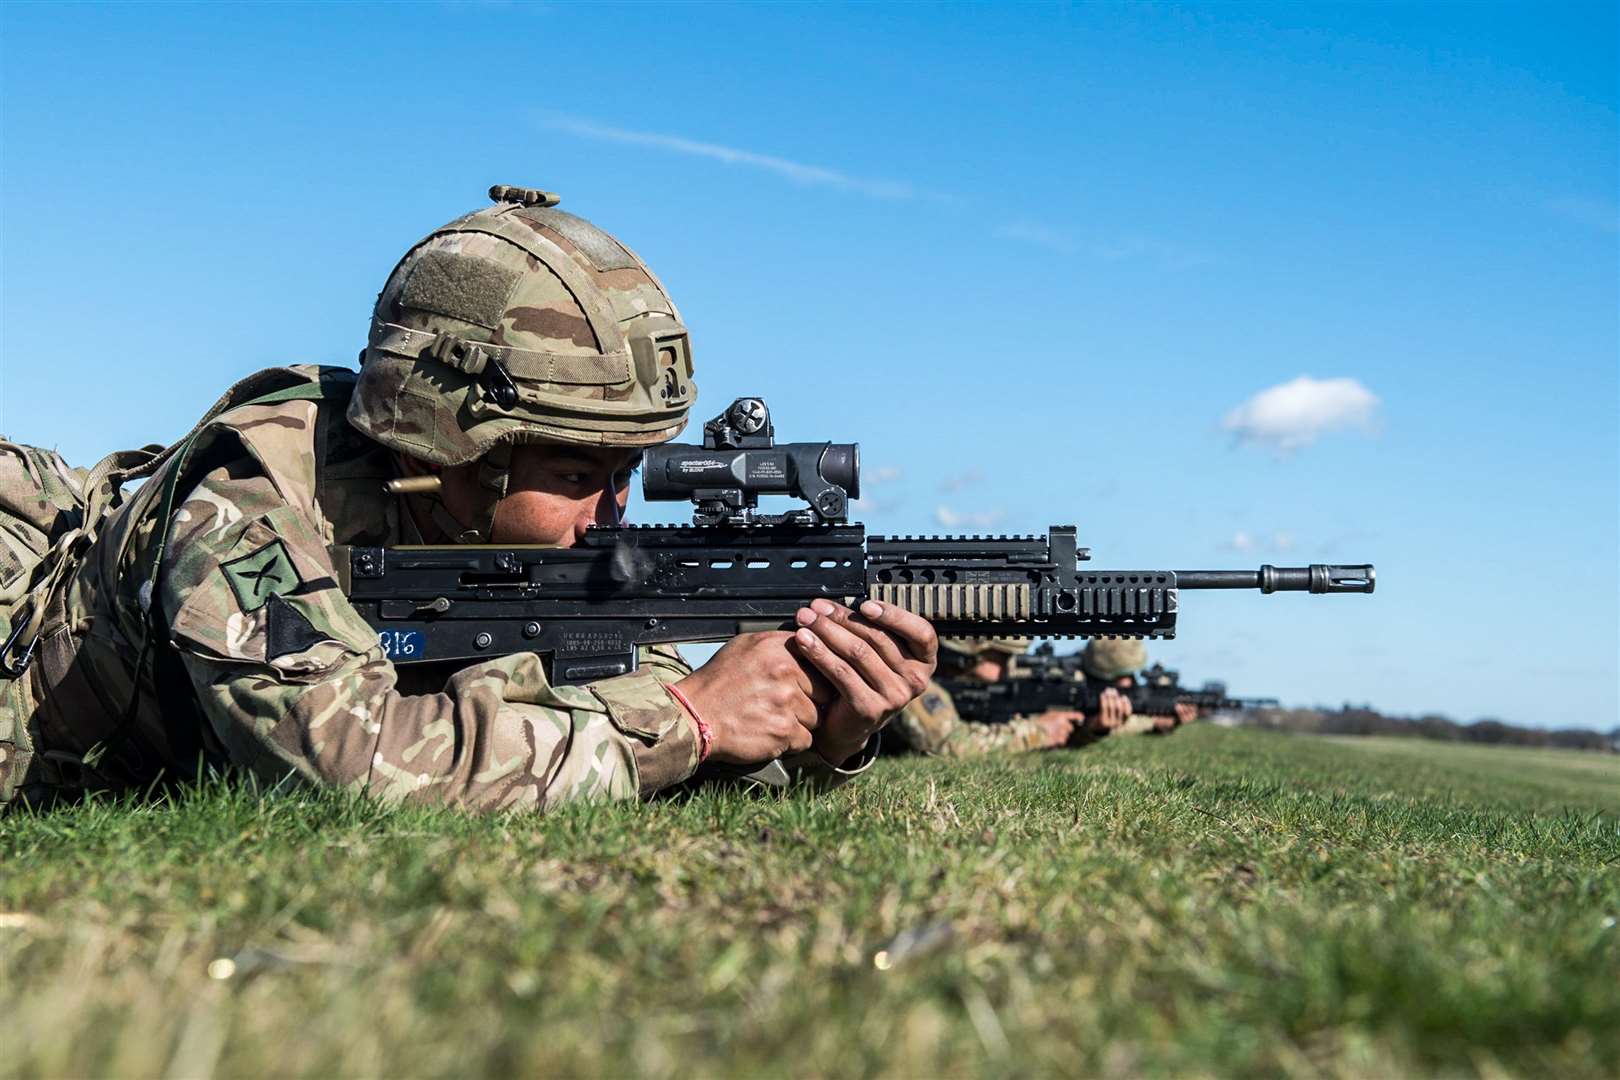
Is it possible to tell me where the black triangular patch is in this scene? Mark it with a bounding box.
[265,594,329,659]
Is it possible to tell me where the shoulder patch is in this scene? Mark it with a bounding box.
[265,594,329,659]
[222,540,298,612]
[921,692,946,716]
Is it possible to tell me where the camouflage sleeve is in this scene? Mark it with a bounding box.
[943,717,1049,757]
[158,468,700,811]
[1114,715,1159,737]
[889,682,1050,758]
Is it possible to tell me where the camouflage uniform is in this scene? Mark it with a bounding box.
[1081,639,1158,737]
[1,188,854,810]
[890,680,1051,757]
[887,638,1049,757]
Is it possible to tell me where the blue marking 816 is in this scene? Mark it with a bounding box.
[378,629,426,660]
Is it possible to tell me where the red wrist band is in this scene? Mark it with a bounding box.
[665,684,712,763]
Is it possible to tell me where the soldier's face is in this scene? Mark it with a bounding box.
[442,445,642,547]
[969,654,1010,683]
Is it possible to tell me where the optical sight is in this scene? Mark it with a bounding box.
[642,397,859,525]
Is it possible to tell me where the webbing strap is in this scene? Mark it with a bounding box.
[368,320,630,387]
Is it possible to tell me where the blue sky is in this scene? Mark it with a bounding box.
[2,2,1615,728]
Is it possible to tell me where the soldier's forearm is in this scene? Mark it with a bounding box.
[183,648,701,812]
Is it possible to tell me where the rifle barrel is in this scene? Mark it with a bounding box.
[1174,564,1375,594]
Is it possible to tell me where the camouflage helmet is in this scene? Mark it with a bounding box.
[1081,638,1148,680]
[939,637,1030,660]
[349,185,696,466]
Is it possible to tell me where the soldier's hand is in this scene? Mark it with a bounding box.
[790,599,937,765]
[673,632,820,764]
[1087,687,1132,734]
[1036,709,1083,748]
[1173,702,1199,727]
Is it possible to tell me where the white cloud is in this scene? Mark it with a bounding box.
[541,114,923,201]
[992,222,1074,253]
[1092,236,1214,269]
[853,464,904,514]
[1221,375,1380,454]
[938,468,986,493]
[542,114,1212,264]
[1224,529,1297,554]
[935,504,1004,529]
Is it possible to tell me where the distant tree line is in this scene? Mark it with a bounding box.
[1230,705,1619,754]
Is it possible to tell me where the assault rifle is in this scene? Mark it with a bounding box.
[1009,648,1275,710]
[336,398,1374,686]
[943,651,1278,726]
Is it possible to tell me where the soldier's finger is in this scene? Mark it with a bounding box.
[856,599,937,664]
[793,658,839,706]
[795,604,909,702]
[752,630,823,700]
[791,687,821,731]
[1105,695,1126,728]
[789,627,886,717]
[801,601,912,679]
[784,722,814,755]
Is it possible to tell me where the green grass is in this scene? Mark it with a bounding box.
[3,727,1617,1078]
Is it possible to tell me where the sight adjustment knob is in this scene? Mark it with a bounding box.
[728,398,769,435]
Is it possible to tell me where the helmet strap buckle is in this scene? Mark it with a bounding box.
[427,332,488,376]
[424,332,519,411]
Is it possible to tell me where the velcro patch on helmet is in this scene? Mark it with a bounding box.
[399,252,520,331]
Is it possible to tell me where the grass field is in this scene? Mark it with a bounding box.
[3,727,1617,1078]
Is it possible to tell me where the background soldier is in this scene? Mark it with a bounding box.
[1080,640,1197,736]
[0,187,937,810]
[888,638,1132,757]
